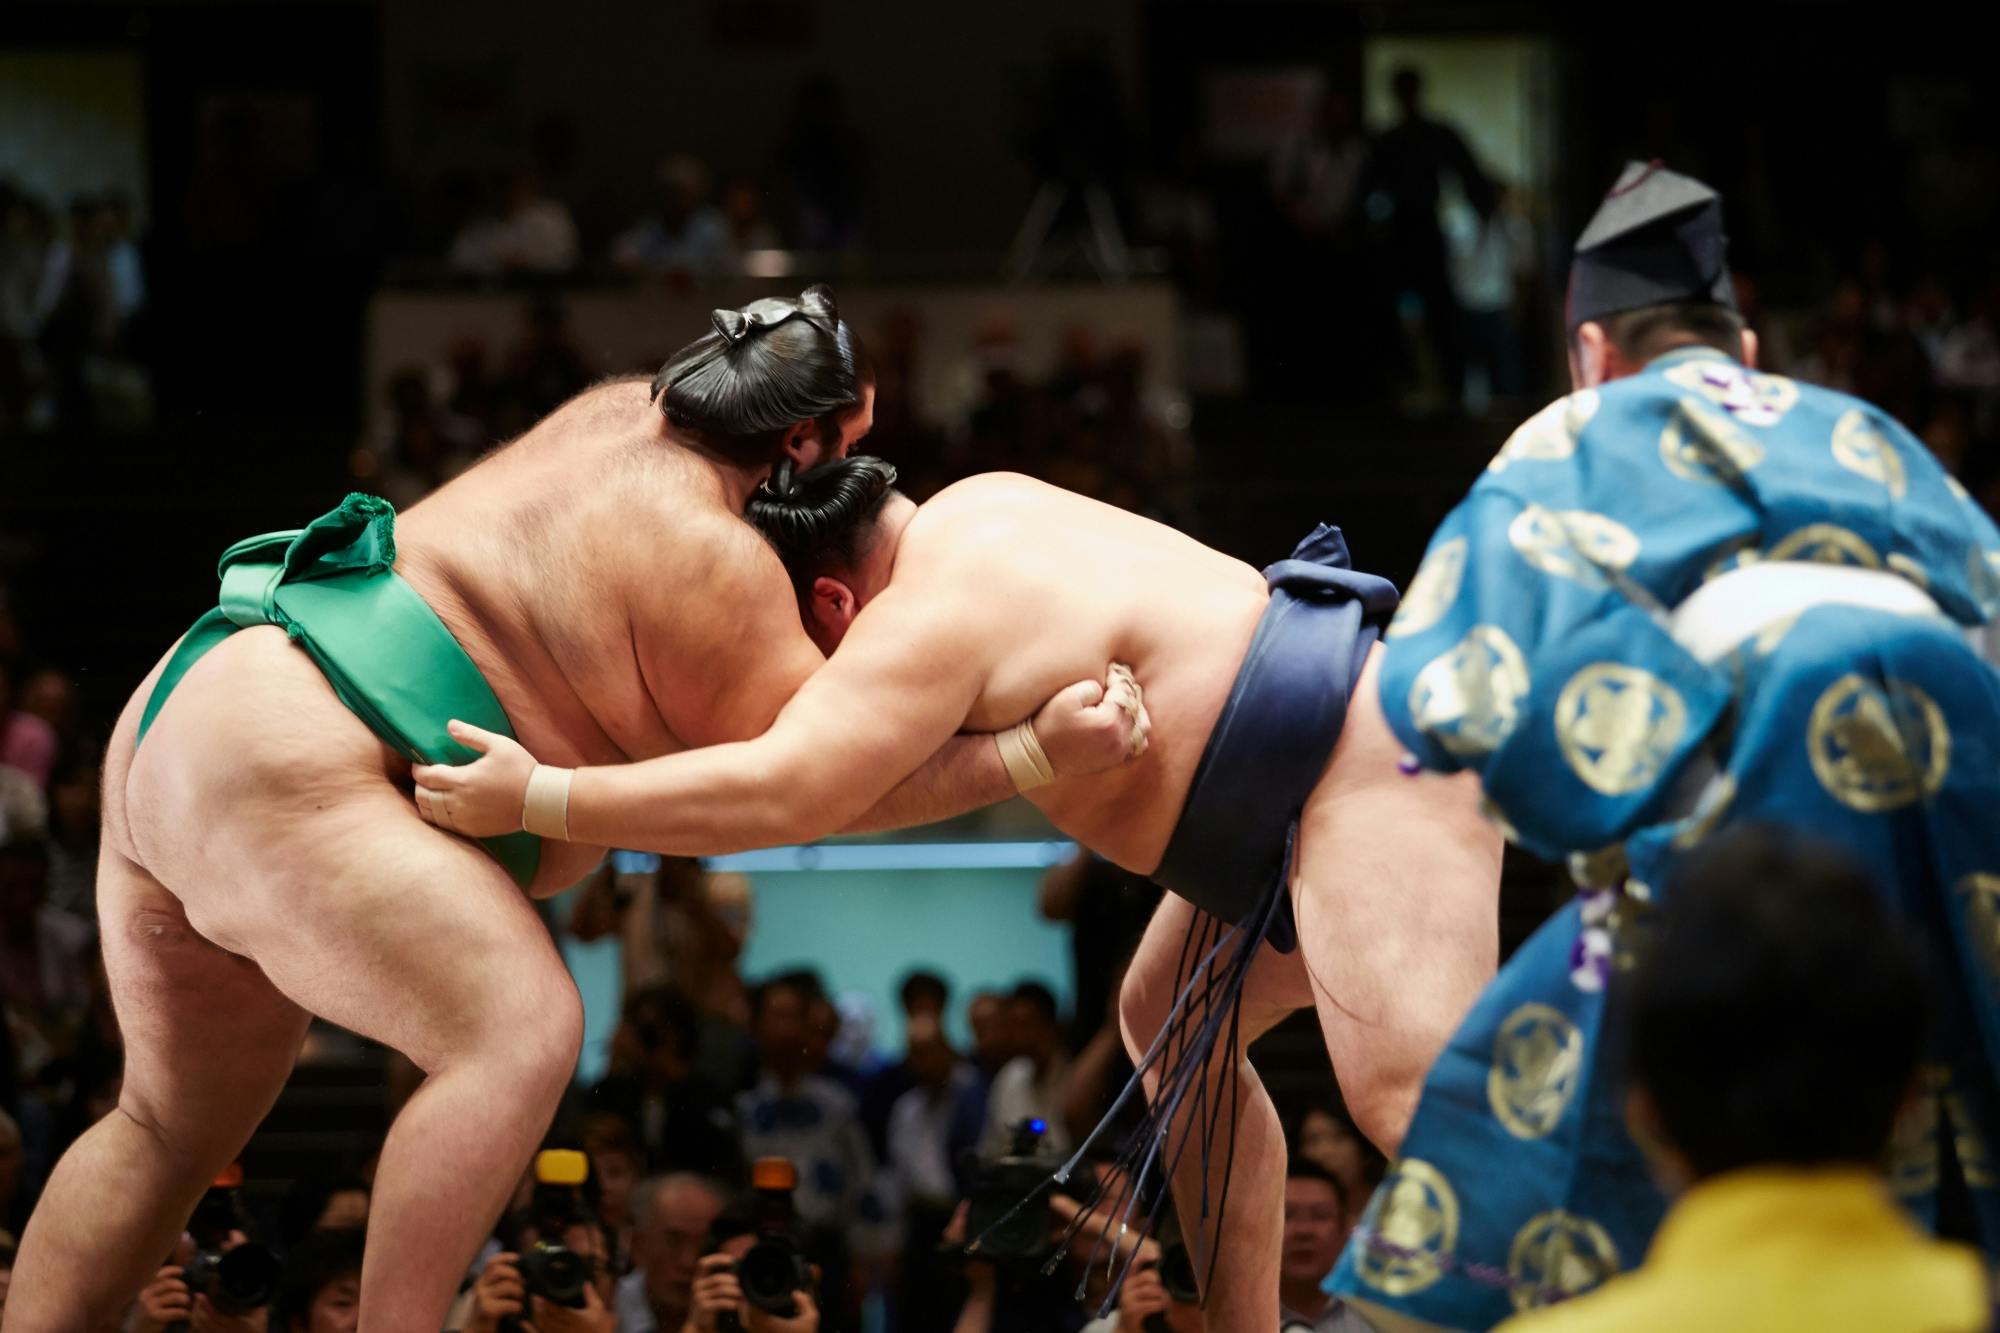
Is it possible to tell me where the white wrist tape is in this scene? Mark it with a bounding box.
[522,765,575,840]
[997,720,1057,791]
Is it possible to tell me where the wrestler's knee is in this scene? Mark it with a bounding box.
[1117,951,1169,1064]
[443,965,583,1099]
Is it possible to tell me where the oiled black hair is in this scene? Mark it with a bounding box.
[651,284,870,467]
[744,455,900,603]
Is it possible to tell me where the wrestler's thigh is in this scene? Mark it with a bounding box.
[1119,892,1313,1055]
[1291,649,1501,1143]
[123,632,579,1071]
[99,848,310,1141]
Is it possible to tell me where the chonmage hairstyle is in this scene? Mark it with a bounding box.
[744,455,900,603]
[651,284,869,468]
[1626,824,1926,1180]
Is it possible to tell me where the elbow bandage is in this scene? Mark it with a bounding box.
[522,765,575,840]
[997,720,1057,792]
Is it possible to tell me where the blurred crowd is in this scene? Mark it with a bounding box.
[0,181,151,435]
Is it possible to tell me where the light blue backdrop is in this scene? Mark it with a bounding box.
[559,852,1078,1086]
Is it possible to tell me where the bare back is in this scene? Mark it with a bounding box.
[108,377,819,896]
[902,475,1270,871]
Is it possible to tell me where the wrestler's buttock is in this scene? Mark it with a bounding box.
[115,627,406,893]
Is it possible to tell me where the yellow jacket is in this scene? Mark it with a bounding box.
[1496,1167,1990,1333]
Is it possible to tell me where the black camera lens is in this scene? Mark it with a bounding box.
[184,1244,282,1314]
[735,1237,807,1313]
[519,1243,591,1307]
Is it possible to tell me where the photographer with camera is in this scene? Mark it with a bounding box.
[460,1151,617,1333]
[127,1166,281,1333]
[679,1159,819,1333]
[1078,1246,1205,1333]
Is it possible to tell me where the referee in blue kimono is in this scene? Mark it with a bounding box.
[1330,161,2000,1331]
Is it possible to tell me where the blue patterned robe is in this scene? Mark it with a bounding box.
[1328,346,2000,1330]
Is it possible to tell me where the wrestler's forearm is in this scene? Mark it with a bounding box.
[841,732,1014,834]
[566,741,856,855]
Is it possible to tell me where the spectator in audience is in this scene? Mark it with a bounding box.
[1038,852,1156,1053]
[1291,1105,1384,1231]
[682,1196,822,1332]
[588,984,745,1182]
[982,982,1072,1156]
[462,1211,617,1333]
[738,974,895,1332]
[278,1173,370,1251]
[885,1012,983,1330]
[493,296,591,436]
[861,970,952,1155]
[447,168,580,277]
[1,769,93,1065]
[1077,1250,1204,1333]
[0,662,56,788]
[617,1173,729,1333]
[611,157,730,285]
[277,1227,362,1333]
[1360,65,1493,415]
[580,1114,645,1275]
[127,1230,271,1333]
[720,178,781,257]
[1496,827,1989,1331]
[967,991,1012,1081]
[1280,1163,1368,1332]
[41,745,99,918]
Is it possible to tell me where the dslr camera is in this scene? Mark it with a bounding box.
[717,1157,812,1333]
[963,1118,1065,1265]
[500,1149,599,1331]
[175,1165,282,1327]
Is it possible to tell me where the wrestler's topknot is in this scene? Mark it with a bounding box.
[745,455,899,601]
[650,285,870,468]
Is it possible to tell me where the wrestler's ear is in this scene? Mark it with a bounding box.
[781,416,835,471]
[1739,326,1761,370]
[808,576,859,646]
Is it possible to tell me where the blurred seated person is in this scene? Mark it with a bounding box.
[981,982,1072,1156]
[611,157,730,287]
[447,169,579,277]
[579,1115,644,1276]
[1280,1164,1370,1332]
[679,1195,820,1333]
[587,984,745,1182]
[458,1210,616,1333]
[278,1228,362,1333]
[617,1173,728,1333]
[1,769,94,1055]
[1291,1105,1384,1232]
[1496,827,1990,1332]
[860,970,952,1155]
[277,1173,370,1251]
[0,662,56,788]
[967,991,1012,1082]
[886,1012,985,1330]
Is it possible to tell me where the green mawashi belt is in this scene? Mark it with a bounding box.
[137,493,542,888]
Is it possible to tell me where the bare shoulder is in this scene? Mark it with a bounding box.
[902,473,1064,569]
